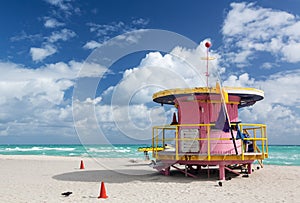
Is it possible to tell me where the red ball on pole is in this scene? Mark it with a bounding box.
[205,41,211,48]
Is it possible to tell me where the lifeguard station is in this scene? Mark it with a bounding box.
[150,42,268,180]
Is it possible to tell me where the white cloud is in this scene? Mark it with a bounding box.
[83,29,147,50]
[3,50,196,141]
[220,3,300,143]
[10,31,42,42]
[0,60,108,140]
[76,41,222,142]
[73,98,171,142]
[0,126,10,136]
[222,2,300,65]
[0,62,74,138]
[45,0,72,11]
[0,60,106,105]
[4,35,300,144]
[223,69,300,108]
[114,30,145,44]
[261,62,276,70]
[104,41,219,106]
[258,70,300,106]
[29,29,76,61]
[48,28,76,43]
[223,69,300,144]
[87,18,149,38]
[0,60,107,81]
[223,73,255,87]
[71,60,108,78]
[87,21,127,37]
[83,40,102,49]
[0,62,73,103]
[223,3,294,37]
[132,18,149,26]
[44,17,65,28]
[30,45,57,62]
[281,43,300,63]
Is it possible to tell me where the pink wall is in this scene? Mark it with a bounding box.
[174,94,241,154]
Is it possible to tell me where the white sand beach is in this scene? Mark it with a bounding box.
[0,155,299,203]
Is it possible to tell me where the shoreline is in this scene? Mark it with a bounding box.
[1,154,300,167]
[1,155,300,202]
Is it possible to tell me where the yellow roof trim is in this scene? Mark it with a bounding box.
[153,86,263,100]
[152,86,264,108]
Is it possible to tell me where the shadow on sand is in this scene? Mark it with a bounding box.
[52,168,235,184]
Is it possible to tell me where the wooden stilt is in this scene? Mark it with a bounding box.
[207,165,210,179]
[197,165,201,174]
[219,164,225,180]
[247,163,252,174]
[164,166,170,176]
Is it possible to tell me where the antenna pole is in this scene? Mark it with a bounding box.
[204,41,211,87]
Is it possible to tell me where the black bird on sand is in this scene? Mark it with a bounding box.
[218,181,223,187]
[61,191,72,197]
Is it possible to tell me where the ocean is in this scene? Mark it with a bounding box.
[0,145,299,166]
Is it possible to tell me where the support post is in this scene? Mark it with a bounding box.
[163,166,170,176]
[247,163,252,174]
[219,164,225,180]
[197,165,201,174]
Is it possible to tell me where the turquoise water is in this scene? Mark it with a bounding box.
[0,145,299,166]
[0,144,145,159]
[263,145,300,166]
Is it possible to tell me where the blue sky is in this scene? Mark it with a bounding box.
[0,0,300,145]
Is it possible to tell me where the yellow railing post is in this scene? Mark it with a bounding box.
[207,125,211,161]
[175,125,179,160]
[239,124,244,160]
[265,126,268,155]
[253,128,257,153]
[261,126,265,157]
[162,128,165,149]
[241,141,245,160]
[156,128,159,159]
[152,127,155,158]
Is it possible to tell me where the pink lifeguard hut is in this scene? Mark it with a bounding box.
[150,42,268,180]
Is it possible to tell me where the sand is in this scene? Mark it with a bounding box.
[0,155,299,203]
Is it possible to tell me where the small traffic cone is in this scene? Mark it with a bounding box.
[98,182,108,199]
[170,112,178,125]
[80,160,85,169]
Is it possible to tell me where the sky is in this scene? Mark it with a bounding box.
[0,0,300,145]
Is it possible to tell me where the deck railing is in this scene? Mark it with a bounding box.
[152,123,268,161]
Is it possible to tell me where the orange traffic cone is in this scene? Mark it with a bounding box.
[80,160,85,169]
[170,112,178,125]
[98,182,108,199]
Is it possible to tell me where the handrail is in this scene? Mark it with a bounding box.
[175,126,179,160]
[152,123,268,161]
